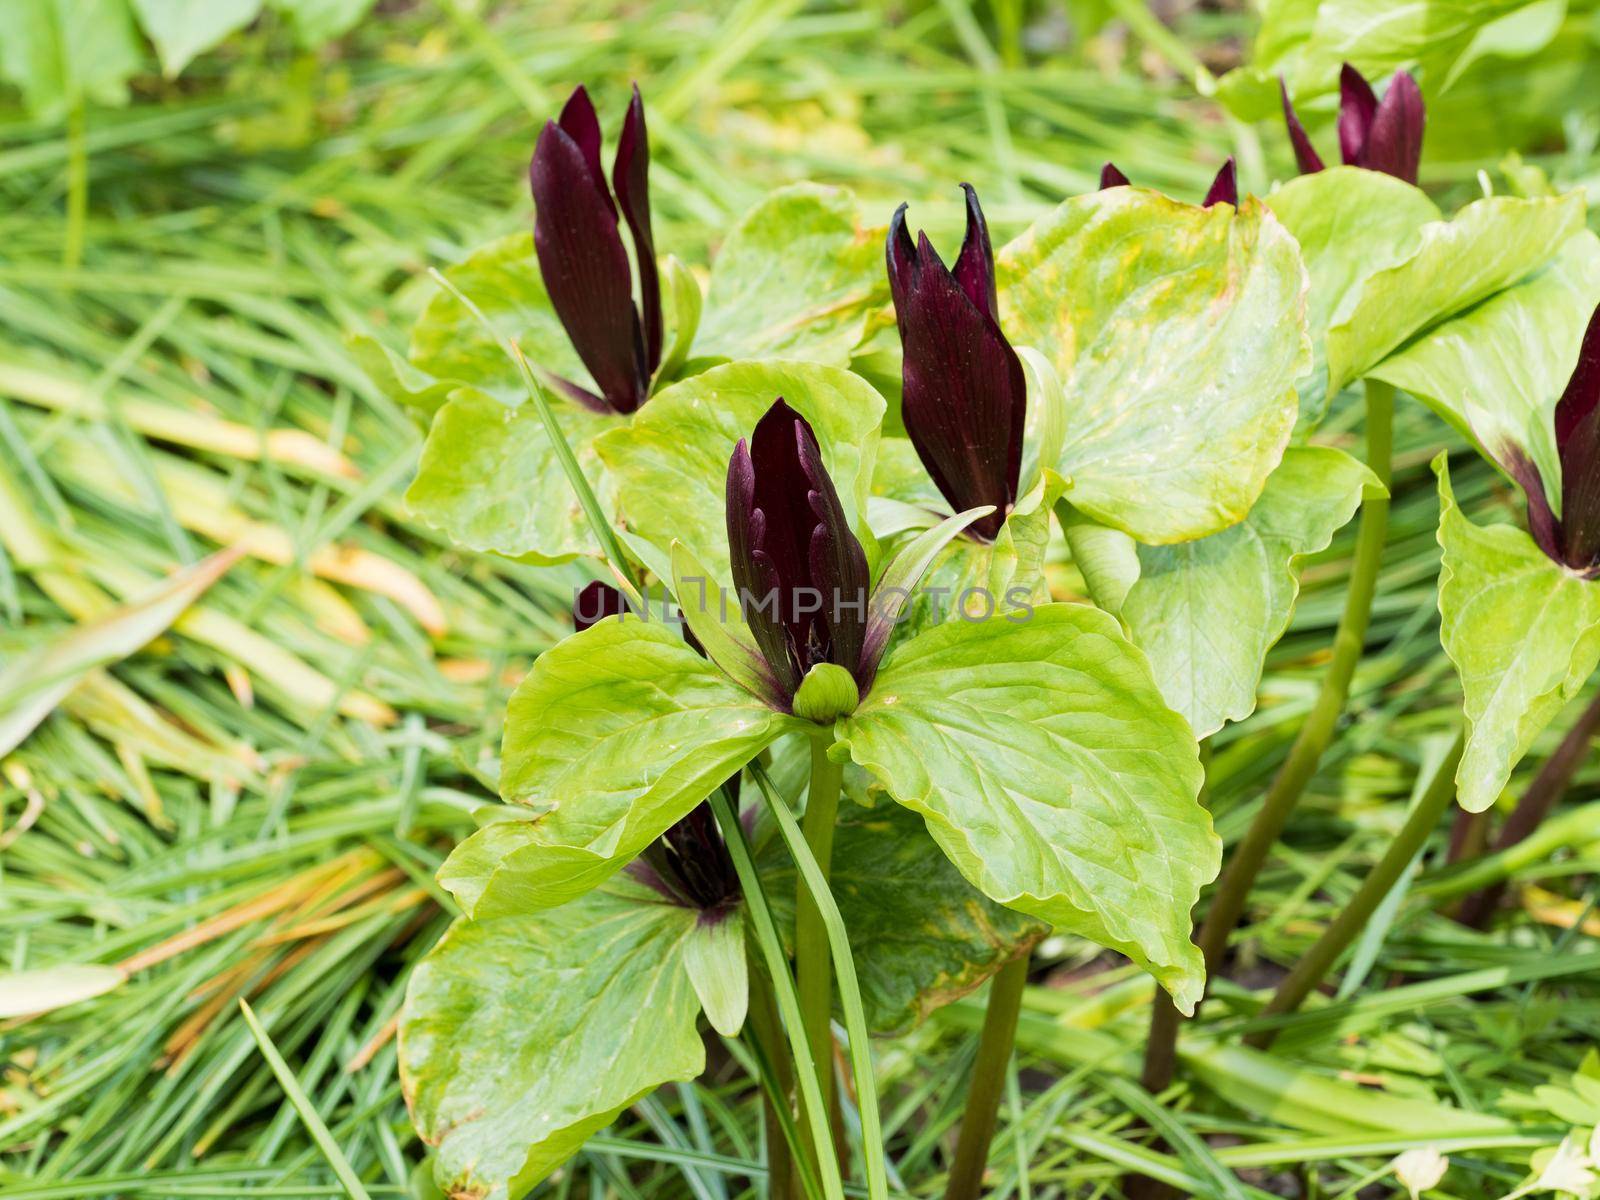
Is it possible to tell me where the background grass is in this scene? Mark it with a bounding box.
[2,3,1599,1199]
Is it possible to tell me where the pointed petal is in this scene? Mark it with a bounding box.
[1202,157,1238,208]
[726,437,802,698]
[548,373,612,414]
[1280,77,1325,174]
[531,120,648,414]
[728,400,872,696]
[1557,302,1600,568]
[1099,161,1132,189]
[952,183,999,321]
[1498,444,1564,566]
[796,423,870,684]
[556,86,614,218]
[1359,70,1425,184]
[1338,63,1379,166]
[747,399,816,608]
[886,202,917,318]
[660,802,739,910]
[572,580,627,632]
[613,83,662,374]
[898,233,1025,539]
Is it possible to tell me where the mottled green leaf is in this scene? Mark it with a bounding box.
[596,359,883,586]
[1265,168,1440,431]
[0,0,143,121]
[1372,231,1600,506]
[410,232,591,405]
[837,604,1216,1011]
[757,797,1045,1035]
[438,618,796,917]
[1327,194,1586,394]
[1077,447,1378,737]
[130,0,261,75]
[400,882,704,1200]
[405,387,620,563]
[999,190,1308,544]
[1435,455,1600,813]
[697,184,884,366]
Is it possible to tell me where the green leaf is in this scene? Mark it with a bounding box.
[681,909,748,1037]
[401,882,705,1200]
[409,232,591,405]
[405,388,620,563]
[0,0,143,121]
[1327,194,1587,394]
[596,359,884,586]
[837,604,1216,1011]
[1216,0,1531,120]
[862,503,1004,656]
[1265,167,1441,431]
[439,618,796,917]
[697,184,885,366]
[999,190,1308,544]
[1435,455,1600,813]
[669,539,781,706]
[268,0,377,46]
[757,796,1045,1035]
[1371,231,1600,508]
[130,0,262,76]
[1080,447,1379,738]
[348,334,457,420]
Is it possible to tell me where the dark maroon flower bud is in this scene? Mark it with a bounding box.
[1506,303,1600,575]
[1280,65,1425,185]
[886,185,1025,541]
[1097,159,1237,208]
[629,791,741,912]
[529,84,661,414]
[1201,158,1238,208]
[726,399,871,703]
[572,579,628,631]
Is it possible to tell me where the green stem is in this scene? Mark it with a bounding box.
[943,953,1029,1200]
[747,963,795,1200]
[1139,378,1395,1089]
[1244,730,1465,1048]
[63,102,88,270]
[794,737,844,1184]
[706,787,839,1200]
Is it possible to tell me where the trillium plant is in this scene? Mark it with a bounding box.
[371,63,1600,1200]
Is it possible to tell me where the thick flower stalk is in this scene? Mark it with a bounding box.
[886,185,1026,541]
[530,83,662,413]
[1099,158,1238,208]
[727,398,874,701]
[1499,302,1600,574]
[1281,64,1425,184]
